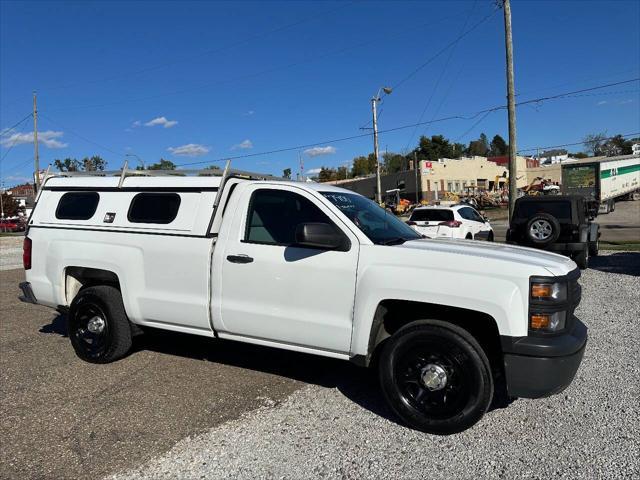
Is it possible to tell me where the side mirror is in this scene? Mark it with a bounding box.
[295,223,349,251]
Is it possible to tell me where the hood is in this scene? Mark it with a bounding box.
[395,238,576,276]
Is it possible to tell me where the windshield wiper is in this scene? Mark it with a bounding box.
[380,237,408,246]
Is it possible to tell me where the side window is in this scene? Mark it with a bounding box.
[128,193,181,224]
[470,209,484,222]
[55,192,99,220]
[457,208,471,220]
[244,189,335,245]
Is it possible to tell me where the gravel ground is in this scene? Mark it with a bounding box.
[111,251,640,480]
[0,236,23,271]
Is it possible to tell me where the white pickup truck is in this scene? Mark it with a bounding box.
[20,168,587,434]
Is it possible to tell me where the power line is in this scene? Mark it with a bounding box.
[403,0,480,152]
[517,132,640,154]
[0,115,34,163]
[4,1,358,101]
[454,110,494,142]
[391,7,499,92]
[47,11,467,112]
[0,113,33,136]
[173,78,640,167]
[39,113,123,156]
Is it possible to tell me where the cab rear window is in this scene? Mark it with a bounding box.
[410,209,454,222]
[55,192,100,220]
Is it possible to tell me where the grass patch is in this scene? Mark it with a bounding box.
[600,242,640,251]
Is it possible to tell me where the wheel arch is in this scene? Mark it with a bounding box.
[64,266,121,306]
[359,300,505,379]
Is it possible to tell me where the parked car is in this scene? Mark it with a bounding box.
[0,218,20,232]
[20,168,586,435]
[406,205,494,241]
[506,195,599,269]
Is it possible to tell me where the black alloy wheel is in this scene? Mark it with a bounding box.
[68,285,132,363]
[379,320,493,435]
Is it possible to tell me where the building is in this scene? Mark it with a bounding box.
[328,155,543,202]
[6,183,36,217]
[632,142,640,157]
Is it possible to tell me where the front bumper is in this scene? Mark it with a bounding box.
[500,318,587,398]
[18,281,38,304]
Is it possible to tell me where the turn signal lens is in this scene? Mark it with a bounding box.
[530,314,550,329]
[531,284,553,298]
[530,282,567,301]
[530,311,566,331]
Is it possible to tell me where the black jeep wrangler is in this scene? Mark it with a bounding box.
[506,195,599,269]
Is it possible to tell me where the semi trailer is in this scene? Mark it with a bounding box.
[561,154,640,213]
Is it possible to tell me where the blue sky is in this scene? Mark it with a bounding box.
[1,0,639,186]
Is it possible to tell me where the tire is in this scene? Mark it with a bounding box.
[525,213,561,245]
[68,285,132,363]
[487,232,494,242]
[588,238,599,257]
[574,245,589,270]
[465,233,473,240]
[379,320,493,435]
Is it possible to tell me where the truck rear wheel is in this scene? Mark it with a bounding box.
[68,285,132,363]
[378,320,493,435]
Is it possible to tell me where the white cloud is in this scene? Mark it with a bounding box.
[167,143,210,157]
[243,110,255,116]
[0,130,67,149]
[597,100,608,106]
[231,139,253,150]
[618,99,633,105]
[145,116,178,128]
[304,146,336,157]
[4,175,31,184]
[306,168,322,175]
[131,120,142,127]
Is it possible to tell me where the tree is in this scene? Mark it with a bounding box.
[382,152,405,173]
[583,132,608,156]
[205,165,221,170]
[147,159,176,170]
[336,166,348,180]
[489,135,508,156]
[467,133,489,157]
[318,167,337,182]
[283,168,292,179]
[54,156,106,172]
[351,154,376,177]
[414,135,455,161]
[570,152,589,159]
[1,192,20,217]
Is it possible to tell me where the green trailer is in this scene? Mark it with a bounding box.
[561,155,640,214]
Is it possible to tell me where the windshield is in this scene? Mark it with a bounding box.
[321,191,422,245]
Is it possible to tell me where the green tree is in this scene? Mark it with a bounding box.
[147,159,176,170]
[489,135,508,156]
[283,168,292,179]
[336,166,348,180]
[382,152,405,173]
[414,135,454,161]
[467,133,489,156]
[351,154,376,177]
[54,156,106,172]
[1,192,20,217]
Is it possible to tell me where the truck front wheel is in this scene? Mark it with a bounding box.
[68,285,132,364]
[379,320,493,435]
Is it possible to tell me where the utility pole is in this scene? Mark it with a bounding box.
[298,151,304,182]
[502,0,518,220]
[371,96,382,204]
[33,91,40,189]
[414,152,419,205]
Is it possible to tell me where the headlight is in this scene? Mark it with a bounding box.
[530,282,567,302]
[530,311,566,332]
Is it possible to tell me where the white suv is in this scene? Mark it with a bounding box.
[407,205,494,241]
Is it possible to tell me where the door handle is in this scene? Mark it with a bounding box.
[226,254,254,264]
